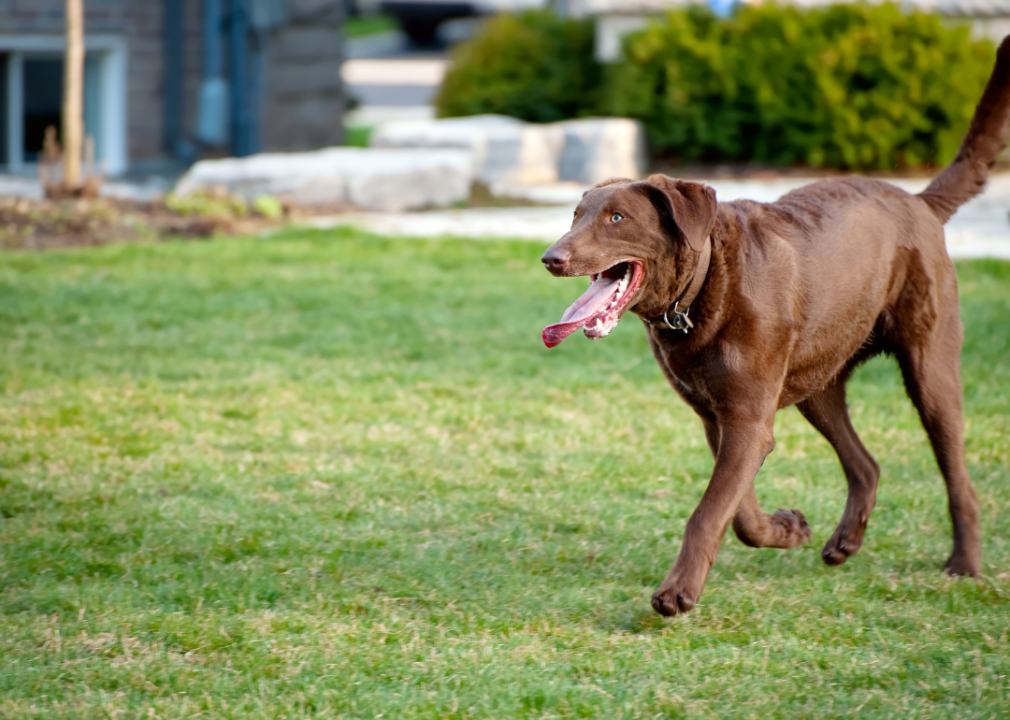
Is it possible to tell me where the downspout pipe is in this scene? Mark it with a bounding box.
[205,0,223,79]
[229,0,252,157]
[247,29,265,157]
[196,0,229,146]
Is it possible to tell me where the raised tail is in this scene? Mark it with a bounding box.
[919,36,1010,224]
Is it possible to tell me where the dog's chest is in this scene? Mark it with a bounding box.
[648,332,712,405]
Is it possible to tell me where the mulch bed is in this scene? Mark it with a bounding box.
[0,195,296,251]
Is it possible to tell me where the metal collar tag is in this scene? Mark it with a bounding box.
[663,302,694,333]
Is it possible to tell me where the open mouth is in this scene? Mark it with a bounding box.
[542,260,645,348]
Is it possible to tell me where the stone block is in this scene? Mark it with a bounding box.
[175,147,474,212]
[371,115,561,187]
[555,117,646,184]
[370,115,645,189]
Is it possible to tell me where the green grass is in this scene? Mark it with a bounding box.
[344,125,373,148]
[1,228,1009,718]
[345,14,399,39]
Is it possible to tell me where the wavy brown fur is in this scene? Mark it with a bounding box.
[919,36,1010,223]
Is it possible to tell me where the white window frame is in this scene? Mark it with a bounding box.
[0,34,127,176]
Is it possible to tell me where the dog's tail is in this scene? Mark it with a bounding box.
[919,35,1010,224]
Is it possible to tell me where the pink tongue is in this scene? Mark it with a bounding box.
[542,276,620,348]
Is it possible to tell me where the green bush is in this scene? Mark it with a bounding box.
[435,4,995,170]
[253,194,284,219]
[607,3,994,169]
[435,11,603,123]
[165,189,248,218]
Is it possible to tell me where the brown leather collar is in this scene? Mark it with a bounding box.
[641,235,712,333]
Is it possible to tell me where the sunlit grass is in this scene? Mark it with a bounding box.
[346,14,399,38]
[0,228,1008,718]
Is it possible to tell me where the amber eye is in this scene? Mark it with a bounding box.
[611,213,623,223]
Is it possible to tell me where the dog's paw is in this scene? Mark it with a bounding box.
[821,527,864,566]
[771,508,812,547]
[650,585,698,617]
[944,554,981,578]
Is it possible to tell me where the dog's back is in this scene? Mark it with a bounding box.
[722,31,1010,366]
[749,34,1010,295]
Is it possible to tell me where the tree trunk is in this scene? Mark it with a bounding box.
[63,0,84,188]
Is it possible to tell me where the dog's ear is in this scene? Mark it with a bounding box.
[635,174,717,252]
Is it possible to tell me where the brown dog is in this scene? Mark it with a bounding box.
[541,38,1010,616]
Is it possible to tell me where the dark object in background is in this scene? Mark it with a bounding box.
[380,0,477,45]
[22,60,63,162]
[538,36,1010,617]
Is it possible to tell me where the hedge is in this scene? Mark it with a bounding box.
[434,11,602,124]
[436,4,995,170]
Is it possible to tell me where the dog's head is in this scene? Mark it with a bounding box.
[540,174,717,348]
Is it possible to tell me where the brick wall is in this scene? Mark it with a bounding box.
[262,0,345,151]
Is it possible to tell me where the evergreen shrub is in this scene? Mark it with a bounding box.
[434,11,602,123]
[608,3,994,169]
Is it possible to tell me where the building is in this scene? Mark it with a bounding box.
[0,0,346,177]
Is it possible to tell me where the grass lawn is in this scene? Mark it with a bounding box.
[1,227,1009,718]
[345,14,399,39]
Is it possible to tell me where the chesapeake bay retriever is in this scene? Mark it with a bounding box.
[540,37,1010,616]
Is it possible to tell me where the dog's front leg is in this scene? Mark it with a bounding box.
[651,414,777,616]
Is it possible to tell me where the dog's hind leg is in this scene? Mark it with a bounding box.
[798,376,881,566]
[895,322,981,577]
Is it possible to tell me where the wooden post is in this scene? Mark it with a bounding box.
[63,0,84,188]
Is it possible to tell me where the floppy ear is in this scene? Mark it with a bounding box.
[635,174,717,252]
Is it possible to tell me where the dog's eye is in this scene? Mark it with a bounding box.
[611,213,623,223]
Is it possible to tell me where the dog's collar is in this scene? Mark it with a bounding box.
[641,235,712,334]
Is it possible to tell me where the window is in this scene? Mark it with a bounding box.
[0,35,126,175]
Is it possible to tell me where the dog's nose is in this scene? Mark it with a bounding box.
[541,248,570,276]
